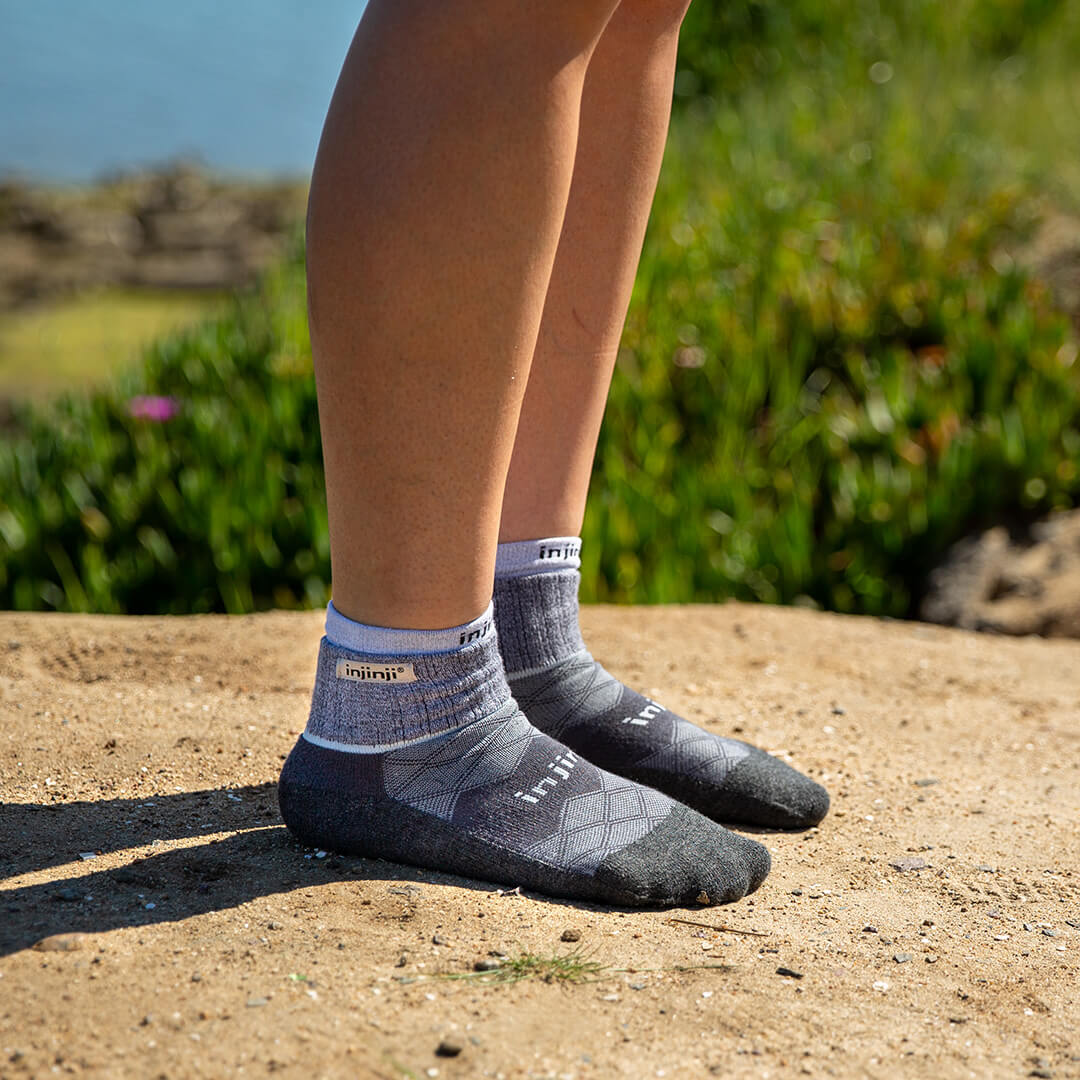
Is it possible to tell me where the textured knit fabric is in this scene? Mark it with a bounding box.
[493,546,830,830]
[305,633,510,750]
[280,701,770,906]
[279,603,773,906]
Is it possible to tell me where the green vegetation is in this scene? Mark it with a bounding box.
[0,290,226,400]
[434,950,608,985]
[2,3,1080,615]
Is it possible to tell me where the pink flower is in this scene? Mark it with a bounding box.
[128,395,180,422]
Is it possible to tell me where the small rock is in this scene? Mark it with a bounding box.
[925,956,938,964]
[1042,929,1058,938]
[863,926,878,933]
[33,933,84,952]
[889,857,929,873]
[775,967,803,979]
[53,888,82,902]
[977,865,996,873]
[435,1038,463,1058]
[879,937,893,945]
[268,921,282,931]
[191,973,202,982]
[913,778,939,787]
[560,928,582,943]
[831,705,846,715]
[246,997,269,1008]
[790,889,803,896]
[893,953,912,964]
[1023,923,1034,932]
[1029,1071,1053,1079]
[396,954,408,968]
[78,852,97,861]
[473,959,500,972]
[432,935,448,946]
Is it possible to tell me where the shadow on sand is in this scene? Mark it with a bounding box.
[0,783,518,957]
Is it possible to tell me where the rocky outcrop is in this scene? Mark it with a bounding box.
[0,163,306,311]
[921,510,1080,637]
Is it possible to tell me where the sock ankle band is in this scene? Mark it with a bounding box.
[494,536,581,578]
[325,601,494,655]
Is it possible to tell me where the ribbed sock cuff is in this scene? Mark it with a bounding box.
[492,568,586,677]
[305,603,511,750]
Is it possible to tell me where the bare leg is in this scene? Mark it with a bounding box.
[307,0,622,629]
[500,0,692,541]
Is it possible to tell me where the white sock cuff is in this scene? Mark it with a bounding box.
[325,601,494,656]
[495,537,582,578]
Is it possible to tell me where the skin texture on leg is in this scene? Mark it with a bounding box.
[307,0,621,629]
[500,0,692,542]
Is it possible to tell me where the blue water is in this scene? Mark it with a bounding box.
[1,2,367,182]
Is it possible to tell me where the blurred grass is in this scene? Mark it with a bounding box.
[2,2,1080,614]
[0,290,226,400]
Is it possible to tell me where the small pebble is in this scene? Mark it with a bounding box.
[862,926,878,934]
[191,973,202,983]
[893,953,912,964]
[925,956,938,964]
[396,954,408,968]
[1023,923,1034,932]
[54,888,82,902]
[246,997,269,1008]
[913,778,939,787]
[775,967,803,979]
[432,935,448,946]
[268,922,283,931]
[33,933,84,952]
[473,959,500,972]
[560,929,581,943]
[790,889,803,896]
[1042,929,1058,938]
[890,857,929,872]
[435,1038,462,1058]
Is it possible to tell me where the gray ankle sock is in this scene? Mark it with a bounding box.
[494,539,830,830]
[279,601,771,906]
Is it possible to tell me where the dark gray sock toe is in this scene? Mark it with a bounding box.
[595,803,770,907]
[704,746,830,829]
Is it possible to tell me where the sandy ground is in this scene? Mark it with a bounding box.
[0,604,1077,1080]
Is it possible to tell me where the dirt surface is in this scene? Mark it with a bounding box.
[1,605,1077,1079]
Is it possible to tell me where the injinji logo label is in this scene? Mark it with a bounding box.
[336,659,417,683]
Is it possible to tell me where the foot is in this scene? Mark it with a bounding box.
[280,699,771,907]
[508,653,829,829]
